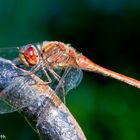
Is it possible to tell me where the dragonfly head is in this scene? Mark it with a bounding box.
[19,44,39,67]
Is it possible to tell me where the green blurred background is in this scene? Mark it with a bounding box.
[0,0,140,140]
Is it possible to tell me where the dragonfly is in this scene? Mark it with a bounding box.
[0,41,140,114]
[15,41,140,89]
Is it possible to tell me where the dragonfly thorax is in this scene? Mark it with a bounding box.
[19,44,39,67]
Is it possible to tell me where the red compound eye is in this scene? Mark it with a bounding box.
[24,44,39,66]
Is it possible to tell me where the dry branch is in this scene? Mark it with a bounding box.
[0,58,86,140]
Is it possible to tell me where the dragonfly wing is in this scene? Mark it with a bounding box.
[63,68,83,93]
[54,68,83,102]
[0,98,16,114]
[0,48,19,60]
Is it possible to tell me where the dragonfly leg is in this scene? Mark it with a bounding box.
[61,83,66,104]
[49,69,64,84]
[42,66,52,84]
[34,66,52,85]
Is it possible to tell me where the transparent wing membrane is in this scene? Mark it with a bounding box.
[0,47,19,60]
[54,68,83,102]
[55,68,83,92]
[0,98,16,114]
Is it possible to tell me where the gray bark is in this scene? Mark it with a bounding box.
[0,58,87,140]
